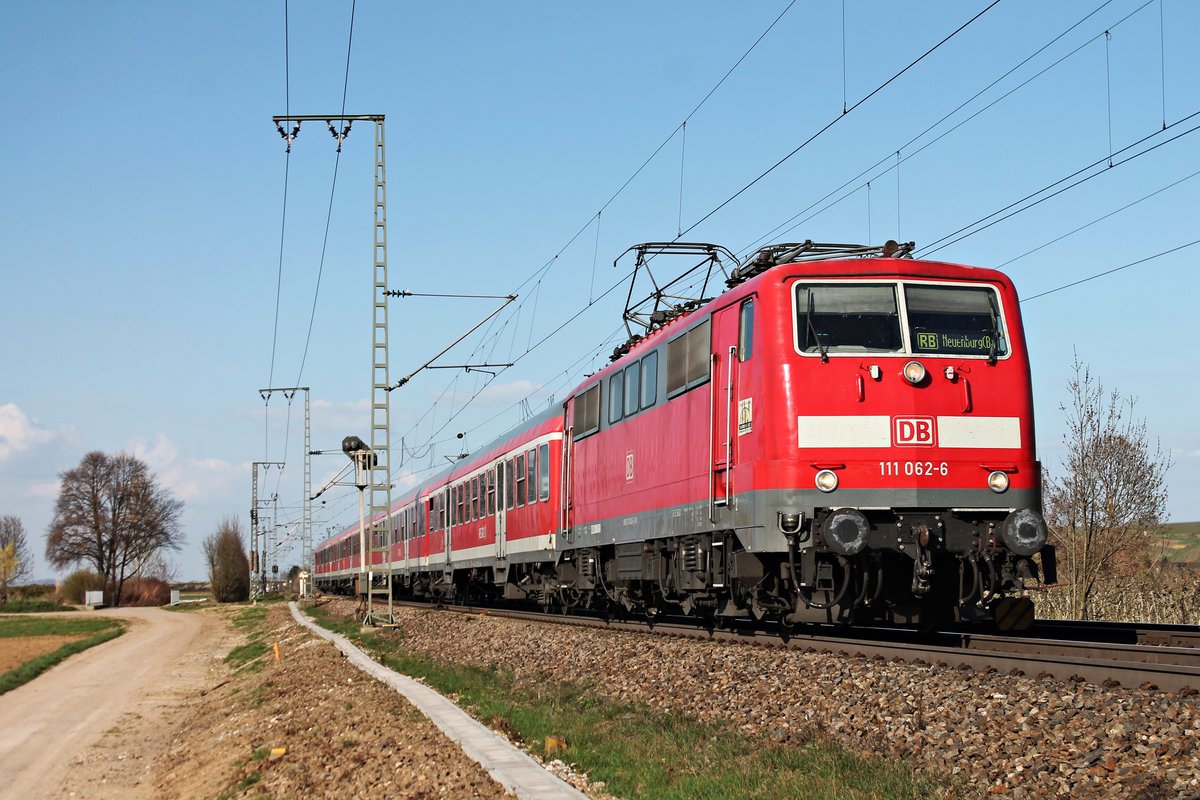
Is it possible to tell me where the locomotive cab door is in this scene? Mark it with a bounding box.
[710,303,741,515]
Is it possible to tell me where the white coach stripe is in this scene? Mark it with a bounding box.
[937,416,1021,449]
[797,415,891,448]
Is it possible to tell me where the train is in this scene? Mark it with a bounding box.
[315,240,1056,631]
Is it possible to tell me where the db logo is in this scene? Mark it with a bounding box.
[893,416,936,447]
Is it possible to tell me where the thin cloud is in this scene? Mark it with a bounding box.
[0,403,67,461]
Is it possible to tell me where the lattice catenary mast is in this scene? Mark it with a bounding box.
[272,114,394,624]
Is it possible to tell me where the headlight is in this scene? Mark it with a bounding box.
[902,360,927,385]
[987,470,1010,493]
[815,469,839,492]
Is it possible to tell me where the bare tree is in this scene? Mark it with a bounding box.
[1046,358,1172,619]
[0,515,34,602]
[203,516,250,603]
[45,451,184,607]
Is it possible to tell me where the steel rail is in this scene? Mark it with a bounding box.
[383,600,1200,694]
[1029,618,1200,648]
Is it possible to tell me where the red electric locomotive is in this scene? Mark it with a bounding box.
[315,241,1054,631]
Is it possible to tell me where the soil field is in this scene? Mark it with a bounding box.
[0,635,85,673]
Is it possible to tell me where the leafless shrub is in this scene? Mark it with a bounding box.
[1045,357,1172,619]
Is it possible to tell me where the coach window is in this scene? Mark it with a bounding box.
[624,363,640,418]
[515,453,526,507]
[640,350,658,408]
[420,501,427,537]
[526,448,537,504]
[796,283,901,354]
[538,442,550,501]
[903,283,1009,358]
[572,383,601,438]
[495,464,504,516]
[506,459,515,510]
[739,299,755,361]
[609,371,624,424]
[667,318,712,397]
[487,469,496,516]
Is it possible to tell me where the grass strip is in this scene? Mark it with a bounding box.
[0,600,75,613]
[302,604,943,800]
[221,601,283,673]
[0,615,120,638]
[0,618,125,694]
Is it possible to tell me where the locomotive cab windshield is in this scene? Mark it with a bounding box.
[795,280,1009,359]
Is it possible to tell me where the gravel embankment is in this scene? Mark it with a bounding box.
[345,601,1200,799]
[155,604,511,799]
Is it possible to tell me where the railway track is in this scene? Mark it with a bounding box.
[384,599,1200,694]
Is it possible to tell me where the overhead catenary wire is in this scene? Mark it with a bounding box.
[337,1,1189,540]
[263,0,358,566]
[738,0,1121,258]
[265,0,293,459]
[383,0,845,477]
[678,0,1002,240]
[383,0,1030,484]
[916,107,1200,258]
[1022,239,1199,302]
[294,0,357,388]
[998,166,1200,269]
[403,0,1152,510]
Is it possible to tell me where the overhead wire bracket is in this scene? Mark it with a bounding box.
[327,119,352,153]
[275,121,301,153]
[387,293,517,390]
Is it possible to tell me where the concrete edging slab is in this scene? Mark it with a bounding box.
[288,602,588,800]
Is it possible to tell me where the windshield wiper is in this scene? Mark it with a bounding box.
[986,305,1000,365]
[806,291,829,363]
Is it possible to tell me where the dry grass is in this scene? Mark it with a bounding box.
[1031,566,1200,623]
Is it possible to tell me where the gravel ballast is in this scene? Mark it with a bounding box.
[358,601,1200,799]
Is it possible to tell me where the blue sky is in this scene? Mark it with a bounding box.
[2,0,1198,581]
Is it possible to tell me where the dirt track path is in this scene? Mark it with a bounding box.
[0,607,231,799]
